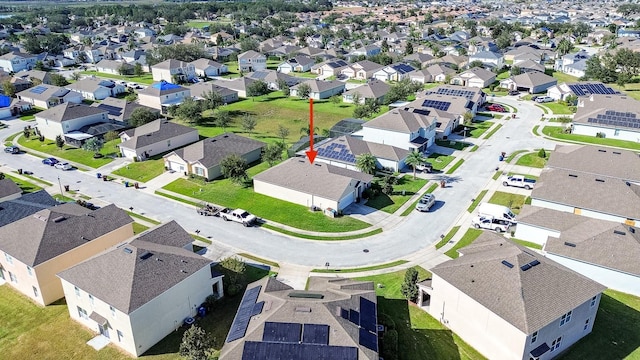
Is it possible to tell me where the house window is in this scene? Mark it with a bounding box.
[33,286,39,298]
[560,310,572,326]
[26,266,33,276]
[77,306,88,320]
[4,253,13,265]
[531,331,538,344]
[110,306,116,317]
[74,286,80,297]
[590,296,597,307]
[89,294,94,305]
[195,167,204,176]
[9,271,17,283]
[117,330,124,342]
[584,318,590,331]
[550,336,562,352]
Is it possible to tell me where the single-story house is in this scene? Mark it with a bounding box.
[311,59,349,77]
[91,97,158,124]
[499,72,557,94]
[276,55,315,74]
[189,82,239,105]
[408,64,456,84]
[0,203,133,306]
[163,133,265,180]
[211,77,257,98]
[361,108,436,152]
[547,82,620,101]
[95,59,134,75]
[418,232,605,360]
[451,67,495,88]
[312,135,409,172]
[189,58,228,78]
[342,80,390,104]
[34,102,110,140]
[58,221,223,357]
[546,144,640,184]
[290,80,345,100]
[340,60,384,80]
[118,119,199,161]
[65,78,126,101]
[13,69,53,85]
[17,84,83,109]
[253,158,373,212]
[571,95,640,142]
[137,81,191,113]
[469,50,504,69]
[246,70,301,91]
[514,59,546,73]
[372,63,415,82]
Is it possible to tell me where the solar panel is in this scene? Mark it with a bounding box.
[263,322,302,343]
[358,327,378,352]
[340,308,349,319]
[242,341,358,360]
[226,286,263,343]
[302,324,329,345]
[349,309,359,325]
[360,297,377,333]
[30,86,48,94]
[568,83,619,96]
[501,260,514,268]
[421,99,451,111]
[520,264,531,271]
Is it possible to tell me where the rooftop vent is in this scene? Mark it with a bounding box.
[180,270,188,273]
[595,179,605,183]
[123,247,133,254]
[139,252,153,260]
[288,292,324,299]
[501,260,514,269]
[630,227,636,234]
[295,307,311,312]
[564,242,576,247]
[569,174,578,178]
[626,181,631,187]
[53,216,66,223]
[521,259,540,271]
[614,230,626,236]
[613,151,621,155]
[598,149,606,153]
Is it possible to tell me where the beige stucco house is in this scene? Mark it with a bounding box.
[118,119,199,161]
[34,102,111,141]
[0,203,133,306]
[58,221,223,358]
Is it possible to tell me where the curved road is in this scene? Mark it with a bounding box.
[0,97,555,268]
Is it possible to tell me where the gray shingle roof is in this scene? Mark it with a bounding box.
[547,145,640,183]
[344,80,389,99]
[317,136,409,162]
[433,233,605,334]
[91,97,157,123]
[0,190,57,228]
[510,71,557,87]
[363,108,433,133]
[167,133,265,169]
[0,203,133,266]
[57,222,212,314]
[36,103,107,123]
[119,119,197,150]
[254,158,373,202]
[517,205,594,232]
[573,95,640,129]
[189,82,237,99]
[0,178,21,199]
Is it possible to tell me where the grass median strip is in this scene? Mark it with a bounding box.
[434,226,460,249]
[467,190,488,213]
[312,260,408,273]
[506,149,527,163]
[401,182,438,216]
[4,174,42,193]
[469,145,479,152]
[483,123,503,139]
[238,253,280,268]
[191,234,212,244]
[17,173,53,187]
[532,125,540,136]
[444,228,483,258]
[261,224,383,240]
[125,211,161,225]
[542,126,640,151]
[155,190,200,206]
[445,159,464,174]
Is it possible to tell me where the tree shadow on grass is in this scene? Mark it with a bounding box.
[366,193,394,210]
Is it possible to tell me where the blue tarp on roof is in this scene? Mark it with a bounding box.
[151,81,181,91]
[0,95,10,108]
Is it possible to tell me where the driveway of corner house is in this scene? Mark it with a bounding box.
[0,99,556,268]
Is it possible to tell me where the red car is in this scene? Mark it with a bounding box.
[487,104,506,112]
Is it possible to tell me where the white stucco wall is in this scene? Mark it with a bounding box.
[513,223,560,245]
[253,180,339,211]
[121,130,199,159]
[361,127,411,150]
[572,123,640,143]
[35,112,108,139]
[531,198,636,226]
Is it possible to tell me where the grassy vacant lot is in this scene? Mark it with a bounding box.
[80,71,154,85]
[197,91,357,144]
[366,176,427,214]
[444,228,483,258]
[539,102,573,115]
[356,268,486,360]
[163,162,370,233]
[467,120,494,138]
[428,153,455,172]
[488,191,526,215]
[17,136,119,168]
[542,126,640,151]
[112,158,165,183]
[515,150,549,168]
[4,174,42,193]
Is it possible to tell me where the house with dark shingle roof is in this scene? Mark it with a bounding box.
[163,133,265,180]
[290,79,345,100]
[0,178,21,202]
[189,82,238,105]
[34,102,111,141]
[118,118,199,160]
[310,135,409,172]
[17,84,83,109]
[361,108,436,152]
[342,79,389,104]
[254,158,373,211]
[91,97,159,124]
[418,233,605,360]
[571,95,640,141]
[499,71,557,94]
[220,276,379,360]
[0,203,133,306]
[58,221,223,357]
[0,190,58,228]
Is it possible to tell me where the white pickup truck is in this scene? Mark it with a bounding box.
[502,175,536,190]
[471,215,511,233]
[221,209,257,227]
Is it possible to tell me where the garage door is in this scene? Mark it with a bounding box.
[167,161,185,173]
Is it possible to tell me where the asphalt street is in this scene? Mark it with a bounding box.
[0,96,556,268]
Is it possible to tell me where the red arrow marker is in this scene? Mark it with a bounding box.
[305,98,317,164]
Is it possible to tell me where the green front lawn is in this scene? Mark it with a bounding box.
[18,108,42,121]
[366,176,427,214]
[428,153,455,172]
[444,228,483,258]
[162,162,370,233]
[550,70,579,84]
[542,126,640,151]
[4,174,43,193]
[17,136,117,168]
[466,121,494,138]
[488,191,526,215]
[355,269,486,360]
[435,139,473,150]
[539,102,574,115]
[132,222,150,234]
[515,151,549,168]
[112,158,165,183]
[79,71,154,85]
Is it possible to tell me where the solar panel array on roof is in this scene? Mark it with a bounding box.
[422,99,451,111]
[568,83,618,96]
[317,142,356,163]
[242,341,358,360]
[30,86,48,94]
[349,309,360,324]
[263,322,302,343]
[251,71,268,80]
[359,297,377,333]
[226,286,263,343]
[587,110,640,129]
[393,63,414,74]
[302,324,329,345]
[97,104,123,116]
[327,60,348,68]
[428,87,477,99]
[359,327,378,352]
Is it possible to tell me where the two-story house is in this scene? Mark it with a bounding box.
[151,59,196,82]
[237,50,267,73]
[361,108,436,152]
[0,51,39,73]
[137,81,191,113]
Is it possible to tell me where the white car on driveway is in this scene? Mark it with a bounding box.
[54,162,73,171]
[471,215,510,233]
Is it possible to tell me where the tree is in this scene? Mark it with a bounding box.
[300,124,319,136]
[276,124,290,145]
[381,39,389,53]
[246,80,269,97]
[55,135,64,149]
[355,153,377,174]
[173,97,203,125]
[330,95,341,106]
[351,92,362,106]
[34,60,45,71]
[463,111,474,126]
[239,37,259,52]
[241,113,257,136]
[2,80,15,97]
[201,90,223,110]
[262,143,283,166]
[510,65,521,76]
[405,41,414,55]
[104,130,119,142]
[276,78,290,96]
[296,82,311,99]
[401,267,419,302]
[133,63,144,77]
[214,110,232,132]
[70,72,81,81]
[179,325,213,360]
[129,108,160,127]
[556,38,572,56]
[405,150,426,179]
[50,74,69,86]
[82,137,104,156]
[381,174,397,195]
[468,60,484,69]
[220,153,248,184]
[215,34,224,46]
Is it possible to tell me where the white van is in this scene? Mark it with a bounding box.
[477,203,516,224]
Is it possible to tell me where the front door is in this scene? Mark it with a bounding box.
[99,324,110,339]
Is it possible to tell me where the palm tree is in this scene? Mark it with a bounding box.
[557,38,572,56]
[355,153,377,175]
[405,150,426,179]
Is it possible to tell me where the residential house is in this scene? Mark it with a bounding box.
[0,203,133,306]
[469,51,504,69]
[237,50,267,72]
[133,28,156,38]
[499,72,557,93]
[211,77,257,98]
[361,108,436,152]
[163,133,265,180]
[290,80,345,100]
[91,97,158,124]
[0,178,21,203]
[65,78,126,101]
[219,276,379,360]
[504,46,542,62]
[372,63,415,82]
[95,59,134,75]
[137,81,191,113]
[554,50,590,78]
[151,59,196,82]
[418,233,605,360]
[514,59,545,73]
[210,31,234,45]
[267,45,302,59]
[0,94,13,119]
[571,95,640,141]
[435,54,468,69]
[0,189,58,228]
[253,158,373,212]
[276,55,315,74]
[9,75,35,93]
[467,36,499,55]
[408,64,455,84]
[14,70,53,85]
[118,119,199,160]
[546,82,619,101]
[246,70,301,91]
[311,59,349,77]
[340,60,384,81]
[312,136,409,172]
[0,51,38,73]
[403,53,435,69]
[189,82,238,105]
[58,221,223,357]
[420,85,487,114]
[34,103,111,141]
[189,58,227,78]
[451,67,496,88]
[349,44,381,58]
[16,84,83,109]
[342,80,390,104]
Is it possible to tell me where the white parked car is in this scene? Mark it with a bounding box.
[535,96,554,103]
[415,193,436,212]
[54,162,73,171]
[471,215,510,233]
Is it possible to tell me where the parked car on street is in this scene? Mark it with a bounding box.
[42,157,59,166]
[535,96,554,103]
[221,209,257,227]
[416,193,436,212]
[471,215,511,233]
[4,146,19,154]
[54,162,73,171]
